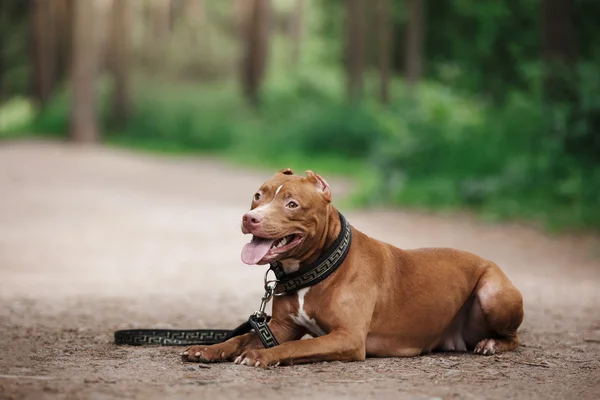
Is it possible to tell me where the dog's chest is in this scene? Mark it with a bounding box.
[292,288,326,337]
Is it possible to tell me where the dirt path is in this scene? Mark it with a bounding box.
[1,140,599,400]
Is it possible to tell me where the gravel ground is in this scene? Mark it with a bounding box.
[1,139,599,400]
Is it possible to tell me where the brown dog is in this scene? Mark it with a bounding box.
[182,169,524,367]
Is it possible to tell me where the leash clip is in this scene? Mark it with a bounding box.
[264,268,279,291]
[247,268,281,348]
[254,268,278,318]
[254,287,274,319]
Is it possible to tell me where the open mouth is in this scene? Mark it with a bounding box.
[241,233,303,265]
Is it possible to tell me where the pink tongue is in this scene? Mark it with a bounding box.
[241,236,276,265]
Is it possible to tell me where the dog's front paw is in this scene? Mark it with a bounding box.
[181,345,227,363]
[474,338,497,355]
[234,349,278,368]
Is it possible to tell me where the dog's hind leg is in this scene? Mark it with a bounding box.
[464,263,524,355]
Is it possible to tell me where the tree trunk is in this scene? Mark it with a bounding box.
[377,0,392,104]
[184,0,205,46]
[69,0,102,143]
[541,0,577,103]
[287,0,304,70]
[240,0,271,107]
[540,0,599,161]
[54,0,73,83]
[345,0,366,102]
[153,0,172,45]
[30,0,57,107]
[235,0,250,40]
[108,0,133,127]
[0,38,3,100]
[405,0,424,90]
[0,7,5,100]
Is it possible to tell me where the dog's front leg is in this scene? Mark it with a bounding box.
[235,330,365,367]
[182,319,299,363]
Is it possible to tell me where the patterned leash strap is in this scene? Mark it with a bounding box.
[114,315,273,347]
[114,268,280,348]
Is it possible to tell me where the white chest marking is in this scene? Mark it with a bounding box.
[293,288,326,337]
[254,185,283,212]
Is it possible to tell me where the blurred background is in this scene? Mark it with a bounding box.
[1,4,600,397]
[1,0,599,232]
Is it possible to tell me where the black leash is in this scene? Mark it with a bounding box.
[114,212,352,348]
[113,316,273,347]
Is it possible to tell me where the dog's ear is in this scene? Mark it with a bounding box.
[305,170,332,203]
[279,168,294,175]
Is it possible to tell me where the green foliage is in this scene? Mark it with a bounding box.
[23,71,600,231]
[366,82,600,231]
[0,97,35,136]
[7,0,600,233]
[115,85,239,152]
[27,90,70,135]
[425,0,540,102]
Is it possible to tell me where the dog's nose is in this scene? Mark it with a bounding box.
[242,211,263,229]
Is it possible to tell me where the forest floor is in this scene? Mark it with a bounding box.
[1,139,599,400]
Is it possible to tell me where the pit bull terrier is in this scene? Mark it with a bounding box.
[182,169,524,367]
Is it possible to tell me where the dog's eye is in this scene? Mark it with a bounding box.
[254,193,261,201]
[286,201,298,209]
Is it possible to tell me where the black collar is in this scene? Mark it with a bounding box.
[269,211,352,293]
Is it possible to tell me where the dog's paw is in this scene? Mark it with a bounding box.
[181,345,226,363]
[233,349,279,368]
[474,338,497,355]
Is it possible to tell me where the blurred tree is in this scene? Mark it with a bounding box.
[0,32,2,100]
[184,0,205,46]
[287,0,305,71]
[53,0,73,84]
[541,0,600,163]
[415,1,539,102]
[235,0,248,38]
[69,0,107,142]
[0,0,30,101]
[30,0,57,107]
[153,0,172,44]
[377,0,393,104]
[239,0,271,106]
[345,0,366,101]
[107,0,133,127]
[541,0,577,104]
[405,0,424,90]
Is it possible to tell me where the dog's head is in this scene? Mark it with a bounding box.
[240,168,333,265]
